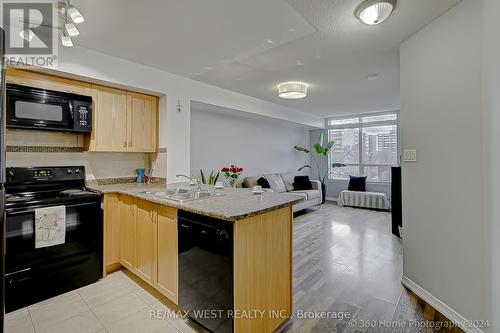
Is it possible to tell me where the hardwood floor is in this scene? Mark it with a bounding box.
[282,203,463,333]
[281,203,402,333]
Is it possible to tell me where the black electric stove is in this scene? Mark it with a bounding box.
[4,166,103,312]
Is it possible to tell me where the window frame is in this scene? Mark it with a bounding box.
[326,111,400,183]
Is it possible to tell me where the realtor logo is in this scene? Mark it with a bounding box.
[1,1,58,67]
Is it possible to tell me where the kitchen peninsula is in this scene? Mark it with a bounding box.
[88,182,299,333]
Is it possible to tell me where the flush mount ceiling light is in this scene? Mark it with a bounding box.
[278,82,308,99]
[355,0,396,25]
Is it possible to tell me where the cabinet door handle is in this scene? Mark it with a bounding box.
[128,141,132,147]
[122,140,126,147]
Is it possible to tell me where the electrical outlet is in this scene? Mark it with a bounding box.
[403,149,417,163]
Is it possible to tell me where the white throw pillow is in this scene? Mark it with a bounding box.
[279,173,295,192]
[264,174,287,193]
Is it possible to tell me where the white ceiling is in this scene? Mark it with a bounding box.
[72,0,461,118]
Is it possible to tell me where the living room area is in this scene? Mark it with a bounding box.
[190,101,397,214]
[189,99,411,330]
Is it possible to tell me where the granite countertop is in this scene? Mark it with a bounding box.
[87,182,301,222]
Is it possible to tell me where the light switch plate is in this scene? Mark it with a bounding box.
[403,149,417,163]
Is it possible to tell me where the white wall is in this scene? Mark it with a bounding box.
[400,0,487,329]
[482,0,500,330]
[190,108,310,181]
[45,46,323,182]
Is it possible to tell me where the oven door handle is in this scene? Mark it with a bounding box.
[6,201,98,215]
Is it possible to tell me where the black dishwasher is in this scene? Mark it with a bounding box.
[178,210,233,333]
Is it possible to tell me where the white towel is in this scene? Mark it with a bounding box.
[35,206,66,249]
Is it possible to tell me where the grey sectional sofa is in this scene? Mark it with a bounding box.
[240,173,322,212]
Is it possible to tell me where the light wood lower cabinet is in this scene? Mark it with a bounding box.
[119,195,137,269]
[105,194,178,304]
[104,194,121,273]
[155,205,178,304]
[135,200,157,284]
[233,206,292,333]
[104,194,292,332]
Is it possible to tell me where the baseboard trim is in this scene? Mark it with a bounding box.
[401,275,486,333]
[325,196,337,202]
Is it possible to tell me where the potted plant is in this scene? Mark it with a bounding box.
[199,169,220,185]
[294,133,344,204]
[221,165,243,187]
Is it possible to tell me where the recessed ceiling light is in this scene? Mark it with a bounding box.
[366,73,379,80]
[278,82,308,99]
[355,0,396,25]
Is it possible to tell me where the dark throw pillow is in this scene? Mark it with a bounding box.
[348,175,367,192]
[256,177,271,189]
[293,176,313,190]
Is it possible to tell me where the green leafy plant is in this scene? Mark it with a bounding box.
[199,169,220,185]
[294,133,345,184]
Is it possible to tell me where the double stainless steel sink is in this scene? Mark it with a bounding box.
[138,188,226,202]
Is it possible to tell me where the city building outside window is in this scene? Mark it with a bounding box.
[327,111,399,182]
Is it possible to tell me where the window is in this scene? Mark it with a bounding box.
[327,112,399,182]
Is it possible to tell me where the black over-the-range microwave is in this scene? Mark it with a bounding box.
[6,84,92,133]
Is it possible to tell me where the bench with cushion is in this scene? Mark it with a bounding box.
[337,190,390,210]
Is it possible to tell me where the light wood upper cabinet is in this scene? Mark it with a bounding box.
[135,200,157,284]
[155,205,179,304]
[6,68,92,96]
[86,87,157,152]
[119,195,137,269]
[87,85,128,152]
[127,92,157,152]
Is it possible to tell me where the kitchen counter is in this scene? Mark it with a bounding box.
[98,181,295,332]
[87,182,301,222]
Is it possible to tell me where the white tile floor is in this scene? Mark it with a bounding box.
[5,269,209,333]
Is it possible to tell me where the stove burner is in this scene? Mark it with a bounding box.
[59,189,93,196]
[6,194,35,202]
